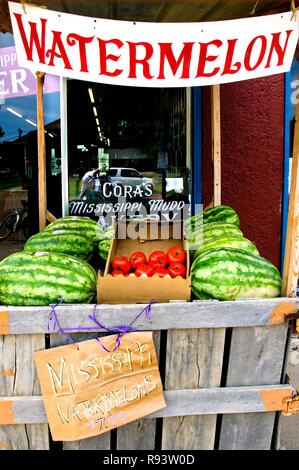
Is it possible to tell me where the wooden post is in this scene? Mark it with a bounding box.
[211,84,221,206]
[282,73,299,297]
[36,71,47,232]
[46,210,56,223]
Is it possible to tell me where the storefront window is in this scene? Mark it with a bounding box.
[67,80,190,226]
[0,32,60,259]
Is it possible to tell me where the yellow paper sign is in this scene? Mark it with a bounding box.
[34,331,166,441]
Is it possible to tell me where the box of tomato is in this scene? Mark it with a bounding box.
[97,219,191,304]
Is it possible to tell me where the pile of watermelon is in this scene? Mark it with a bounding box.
[0,207,283,305]
[97,225,115,261]
[186,205,282,301]
[0,216,104,306]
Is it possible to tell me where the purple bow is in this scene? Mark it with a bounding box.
[47,298,155,352]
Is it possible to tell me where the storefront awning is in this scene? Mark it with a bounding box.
[0,1,297,28]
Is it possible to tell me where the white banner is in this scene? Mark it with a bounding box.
[8,1,299,88]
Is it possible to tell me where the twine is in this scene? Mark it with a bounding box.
[47,298,155,352]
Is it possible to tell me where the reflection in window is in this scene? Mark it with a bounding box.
[0,33,60,260]
[67,81,189,226]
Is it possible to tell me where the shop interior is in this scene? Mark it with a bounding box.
[67,80,189,208]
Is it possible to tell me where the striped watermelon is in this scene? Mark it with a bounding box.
[98,224,115,241]
[45,216,103,244]
[203,222,242,239]
[97,225,115,261]
[24,230,94,260]
[185,205,240,239]
[191,247,281,301]
[187,222,244,253]
[0,251,97,306]
[192,236,259,266]
[98,239,112,261]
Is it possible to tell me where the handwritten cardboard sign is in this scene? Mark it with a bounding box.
[34,331,166,441]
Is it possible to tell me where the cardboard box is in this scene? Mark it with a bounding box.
[97,219,191,304]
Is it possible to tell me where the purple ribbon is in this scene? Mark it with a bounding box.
[47,298,155,352]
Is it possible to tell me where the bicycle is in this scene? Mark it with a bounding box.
[0,200,29,241]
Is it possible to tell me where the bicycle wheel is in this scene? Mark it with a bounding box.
[0,212,19,241]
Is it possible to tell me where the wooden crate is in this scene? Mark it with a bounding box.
[0,297,297,450]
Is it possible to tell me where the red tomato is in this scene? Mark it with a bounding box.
[135,263,154,277]
[148,251,168,269]
[167,246,186,265]
[112,269,123,277]
[112,256,131,273]
[129,251,146,270]
[168,263,186,278]
[153,267,170,278]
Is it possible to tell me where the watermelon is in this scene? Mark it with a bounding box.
[98,239,112,261]
[185,205,240,239]
[45,216,103,244]
[0,251,97,306]
[187,221,244,253]
[98,224,115,241]
[191,247,281,301]
[24,230,94,260]
[97,225,114,261]
[203,221,242,239]
[192,236,259,266]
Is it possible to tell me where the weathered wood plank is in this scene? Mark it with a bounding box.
[0,334,49,450]
[219,323,289,450]
[116,331,161,450]
[1,298,297,334]
[49,331,111,450]
[161,328,225,450]
[0,384,294,424]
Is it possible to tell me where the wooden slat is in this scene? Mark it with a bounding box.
[49,331,111,450]
[116,331,161,450]
[0,334,49,450]
[1,298,298,335]
[46,210,57,223]
[211,84,221,206]
[155,1,221,23]
[161,328,226,450]
[36,71,47,232]
[282,71,299,297]
[0,384,294,425]
[219,322,289,450]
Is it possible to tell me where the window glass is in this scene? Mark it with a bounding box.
[67,81,190,226]
[106,169,118,177]
[121,169,141,178]
[289,58,299,192]
[0,33,60,260]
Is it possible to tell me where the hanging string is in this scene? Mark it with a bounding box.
[47,298,155,352]
[48,297,80,350]
[291,0,299,20]
[250,0,299,20]
[250,0,260,15]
